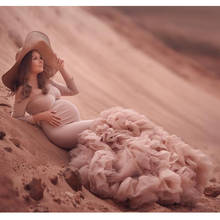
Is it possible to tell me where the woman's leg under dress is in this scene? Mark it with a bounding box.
[41,119,95,149]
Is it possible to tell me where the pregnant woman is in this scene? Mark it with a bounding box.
[1,31,213,208]
[1,31,95,149]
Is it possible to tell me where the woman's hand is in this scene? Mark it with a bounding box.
[33,110,62,127]
[54,53,64,72]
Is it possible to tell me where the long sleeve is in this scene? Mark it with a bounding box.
[11,97,37,126]
[48,76,79,96]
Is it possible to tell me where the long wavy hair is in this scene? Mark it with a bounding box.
[8,49,49,101]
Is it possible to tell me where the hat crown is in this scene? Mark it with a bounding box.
[15,31,52,62]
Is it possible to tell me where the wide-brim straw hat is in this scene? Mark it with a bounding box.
[1,31,58,91]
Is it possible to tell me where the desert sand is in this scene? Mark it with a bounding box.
[0,6,220,212]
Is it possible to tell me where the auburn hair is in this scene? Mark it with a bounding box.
[8,49,49,101]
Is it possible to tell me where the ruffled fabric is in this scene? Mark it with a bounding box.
[69,106,213,208]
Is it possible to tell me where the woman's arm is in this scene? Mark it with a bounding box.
[11,110,36,125]
[49,67,79,96]
[11,89,37,126]
[49,56,79,96]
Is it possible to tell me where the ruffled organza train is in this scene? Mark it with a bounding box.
[69,106,213,208]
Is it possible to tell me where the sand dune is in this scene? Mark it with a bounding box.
[0,6,220,212]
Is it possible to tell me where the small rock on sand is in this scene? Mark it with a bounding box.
[9,137,21,148]
[204,183,220,197]
[30,205,49,212]
[4,147,12,152]
[24,178,45,201]
[210,177,217,183]
[50,175,58,185]
[65,191,74,198]
[53,198,61,204]
[63,167,82,191]
[0,131,6,140]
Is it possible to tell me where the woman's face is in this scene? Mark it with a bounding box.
[30,50,44,75]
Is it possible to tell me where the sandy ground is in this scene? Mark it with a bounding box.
[0,6,220,212]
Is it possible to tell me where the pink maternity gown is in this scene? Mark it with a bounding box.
[11,77,214,208]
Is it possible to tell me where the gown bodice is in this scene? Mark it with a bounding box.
[26,84,79,126]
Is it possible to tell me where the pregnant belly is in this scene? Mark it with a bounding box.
[50,99,80,125]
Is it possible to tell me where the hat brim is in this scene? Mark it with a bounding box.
[1,32,58,91]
